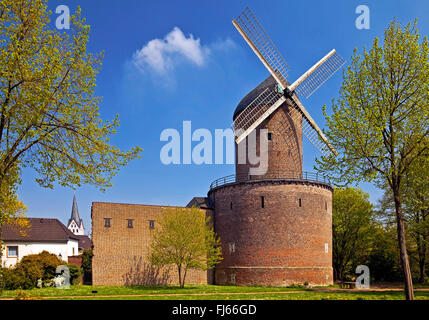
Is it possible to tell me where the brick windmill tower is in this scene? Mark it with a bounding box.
[208,7,345,286]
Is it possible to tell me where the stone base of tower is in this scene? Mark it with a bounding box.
[215,267,333,287]
[208,177,333,287]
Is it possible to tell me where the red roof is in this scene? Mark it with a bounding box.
[74,235,92,250]
[0,218,79,243]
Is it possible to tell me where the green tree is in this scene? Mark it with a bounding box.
[0,0,141,225]
[377,154,429,283]
[332,187,374,281]
[81,249,93,284]
[403,150,429,283]
[316,19,428,299]
[149,207,223,288]
[367,223,403,282]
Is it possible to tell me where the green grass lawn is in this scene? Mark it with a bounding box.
[0,284,303,298]
[2,284,429,300]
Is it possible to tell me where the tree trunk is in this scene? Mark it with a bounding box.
[393,191,414,300]
[177,265,183,288]
[333,257,345,281]
[333,266,339,281]
[418,234,427,284]
[182,267,188,288]
[419,259,426,284]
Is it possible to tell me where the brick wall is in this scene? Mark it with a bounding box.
[209,180,333,286]
[91,202,212,286]
[68,255,82,267]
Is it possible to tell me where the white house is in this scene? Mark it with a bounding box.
[0,218,79,267]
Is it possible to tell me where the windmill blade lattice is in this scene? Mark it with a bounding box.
[233,7,289,88]
[287,97,334,157]
[232,86,336,157]
[232,87,285,143]
[294,51,346,99]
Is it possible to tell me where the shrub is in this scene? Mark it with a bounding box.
[1,251,71,290]
[2,259,44,290]
[2,267,23,290]
[81,249,93,284]
[20,250,64,280]
[15,260,44,289]
[14,288,40,300]
[66,264,82,285]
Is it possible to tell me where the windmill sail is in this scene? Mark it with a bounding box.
[232,85,337,156]
[232,6,340,157]
[232,87,285,144]
[232,7,289,88]
[287,95,337,157]
[289,50,346,99]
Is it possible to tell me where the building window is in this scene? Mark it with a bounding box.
[149,220,155,229]
[261,196,265,208]
[230,202,233,210]
[299,198,302,207]
[72,248,75,255]
[325,201,327,211]
[267,132,272,141]
[325,243,329,253]
[127,219,134,228]
[104,218,111,228]
[229,242,235,253]
[230,273,236,284]
[7,246,18,258]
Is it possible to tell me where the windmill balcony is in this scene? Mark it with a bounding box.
[209,171,332,191]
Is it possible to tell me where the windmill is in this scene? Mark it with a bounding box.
[231,7,345,158]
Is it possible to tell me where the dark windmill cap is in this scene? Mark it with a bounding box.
[233,75,290,121]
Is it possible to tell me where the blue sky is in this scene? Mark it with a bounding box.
[18,0,429,234]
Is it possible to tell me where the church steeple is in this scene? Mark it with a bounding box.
[67,194,85,235]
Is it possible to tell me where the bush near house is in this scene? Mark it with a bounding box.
[66,263,83,285]
[0,251,82,290]
[20,251,63,281]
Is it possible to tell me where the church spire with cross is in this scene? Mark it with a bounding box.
[67,194,85,235]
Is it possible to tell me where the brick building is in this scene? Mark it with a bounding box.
[91,202,213,286]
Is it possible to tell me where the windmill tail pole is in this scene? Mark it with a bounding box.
[288,49,336,92]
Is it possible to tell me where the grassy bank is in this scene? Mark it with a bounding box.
[1,284,429,300]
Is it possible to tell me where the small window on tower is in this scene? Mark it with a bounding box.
[104,218,111,228]
[127,219,134,228]
[261,196,265,208]
[325,201,327,211]
[230,273,236,284]
[299,198,302,207]
[229,242,235,253]
[149,220,155,229]
[230,202,233,210]
[267,132,272,141]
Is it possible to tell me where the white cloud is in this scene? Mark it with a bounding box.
[133,27,208,74]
